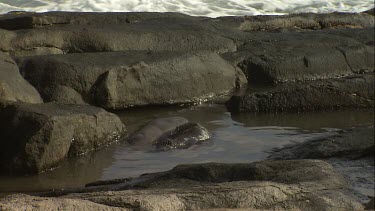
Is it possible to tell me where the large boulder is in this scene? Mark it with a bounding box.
[0,52,42,103]
[0,160,364,210]
[226,73,374,113]
[17,51,246,109]
[222,28,374,83]
[0,101,126,175]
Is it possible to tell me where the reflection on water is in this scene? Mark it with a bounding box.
[0,104,373,192]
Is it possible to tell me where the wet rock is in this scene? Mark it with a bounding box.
[153,122,210,151]
[6,18,235,56]
[269,126,375,204]
[2,160,364,210]
[207,12,374,32]
[239,13,374,31]
[363,8,374,15]
[18,51,246,109]
[0,101,126,175]
[222,28,374,83]
[226,74,374,113]
[128,117,210,150]
[127,117,188,145]
[0,52,42,103]
[0,11,195,30]
[270,126,374,160]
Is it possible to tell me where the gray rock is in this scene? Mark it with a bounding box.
[0,52,42,103]
[0,101,126,175]
[127,117,210,150]
[7,18,235,56]
[0,11,196,30]
[18,51,246,109]
[239,13,374,31]
[2,160,364,210]
[226,74,374,113]
[206,12,374,32]
[222,28,374,83]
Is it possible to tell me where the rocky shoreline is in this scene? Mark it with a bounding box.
[0,9,374,210]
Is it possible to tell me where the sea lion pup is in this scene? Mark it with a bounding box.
[127,116,210,150]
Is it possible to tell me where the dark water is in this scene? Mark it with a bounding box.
[0,105,373,193]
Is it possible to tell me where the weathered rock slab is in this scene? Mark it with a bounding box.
[0,52,42,103]
[0,101,126,175]
[18,51,246,109]
[0,160,364,210]
[226,73,374,113]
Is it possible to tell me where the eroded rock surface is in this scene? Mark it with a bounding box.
[0,101,126,175]
[0,160,364,210]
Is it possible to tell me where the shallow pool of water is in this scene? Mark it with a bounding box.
[0,104,373,193]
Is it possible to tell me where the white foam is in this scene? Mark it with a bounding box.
[0,0,373,17]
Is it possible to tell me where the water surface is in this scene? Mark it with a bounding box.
[0,105,372,193]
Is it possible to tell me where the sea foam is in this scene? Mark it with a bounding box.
[0,0,373,17]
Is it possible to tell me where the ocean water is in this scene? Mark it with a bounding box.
[0,0,373,17]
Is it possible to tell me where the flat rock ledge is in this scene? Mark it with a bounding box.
[0,101,126,175]
[0,160,364,210]
[226,73,374,113]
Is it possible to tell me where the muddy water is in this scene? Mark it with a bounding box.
[0,105,373,193]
